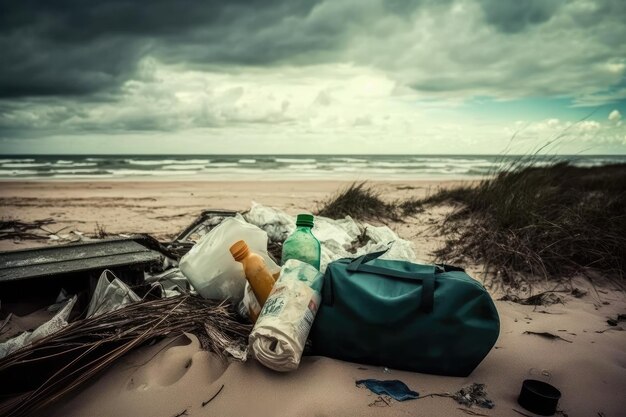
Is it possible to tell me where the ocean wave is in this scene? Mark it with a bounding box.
[0,158,36,163]
[238,159,256,164]
[50,168,108,174]
[161,164,207,170]
[52,162,98,167]
[50,174,112,179]
[321,162,369,168]
[1,163,52,168]
[207,162,239,167]
[126,159,211,165]
[287,164,318,169]
[275,158,317,164]
[156,170,202,175]
[329,157,368,163]
[110,169,156,176]
[0,169,40,175]
[331,166,365,172]
[369,162,430,168]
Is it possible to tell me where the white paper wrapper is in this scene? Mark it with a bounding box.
[248,260,322,372]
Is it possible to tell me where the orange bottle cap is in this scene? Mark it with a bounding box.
[230,240,250,261]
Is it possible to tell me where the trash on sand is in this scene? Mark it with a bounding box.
[243,203,418,271]
[86,270,141,318]
[175,210,238,242]
[281,214,321,270]
[517,379,561,416]
[0,295,250,417]
[0,295,77,359]
[453,383,494,409]
[239,282,262,322]
[0,236,164,312]
[244,202,296,242]
[248,260,323,372]
[230,240,277,307]
[356,379,419,401]
[145,268,191,298]
[179,216,279,303]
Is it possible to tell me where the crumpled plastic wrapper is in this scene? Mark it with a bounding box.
[453,383,495,409]
[87,270,141,318]
[243,203,420,271]
[0,295,77,359]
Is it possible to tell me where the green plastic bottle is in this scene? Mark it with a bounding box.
[281,214,321,271]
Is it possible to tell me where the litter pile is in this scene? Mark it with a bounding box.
[0,204,419,415]
[0,203,514,416]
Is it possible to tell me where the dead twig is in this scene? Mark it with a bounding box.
[0,218,56,240]
[523,331,573,343]
[202,384,224,407]
[368,395,391,407]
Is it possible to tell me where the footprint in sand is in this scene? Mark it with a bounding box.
[126,333,227,390]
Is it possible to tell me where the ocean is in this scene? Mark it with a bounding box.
[0,155,624,180]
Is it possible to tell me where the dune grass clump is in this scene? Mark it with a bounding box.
[429,162,626,283]
[317,182,398,221]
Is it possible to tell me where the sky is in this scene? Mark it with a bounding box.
[0,0,625,155]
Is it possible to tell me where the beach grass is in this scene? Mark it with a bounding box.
[424,162,626,284]
[317,182,399,221]
[318,162,625,285]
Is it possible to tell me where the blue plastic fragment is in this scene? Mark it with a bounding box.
[356,379,419,401]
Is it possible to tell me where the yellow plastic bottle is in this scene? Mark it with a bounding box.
[230,240,276,307]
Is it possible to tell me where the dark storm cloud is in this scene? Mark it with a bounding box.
[478,0,565,33]
[0,0,324,98]
[0,0,624,102]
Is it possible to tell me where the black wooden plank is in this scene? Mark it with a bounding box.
[0,239,162,282]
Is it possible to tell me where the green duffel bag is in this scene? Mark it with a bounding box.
[309,250,500,376]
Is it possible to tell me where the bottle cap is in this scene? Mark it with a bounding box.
[296,213,314,228]
[230,240,250,261]
[517,379,561,416]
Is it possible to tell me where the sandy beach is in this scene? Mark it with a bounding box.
[1,180,625,417]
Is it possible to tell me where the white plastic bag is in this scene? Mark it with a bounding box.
[239,282,262,321]
[0,295,77,359]
[248,260,323,372]
[243,201,295,242]
[87,270,141,318]
[179,216,279,302]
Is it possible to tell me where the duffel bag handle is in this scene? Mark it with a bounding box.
[346,250,435,314]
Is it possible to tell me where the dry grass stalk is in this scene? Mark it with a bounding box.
[317,182,399,221]
[0,218,56,240]
[0,295,251,417]
[425,163,626,285]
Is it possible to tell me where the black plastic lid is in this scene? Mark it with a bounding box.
[517,379,561,416]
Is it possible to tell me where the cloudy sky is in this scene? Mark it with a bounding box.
[0,0,625,155]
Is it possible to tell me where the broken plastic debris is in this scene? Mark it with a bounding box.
[0,295,77,359]
[243,203,419,272]
[453,383,494,409]
[86,270,141,318]
[356,379,419,401]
